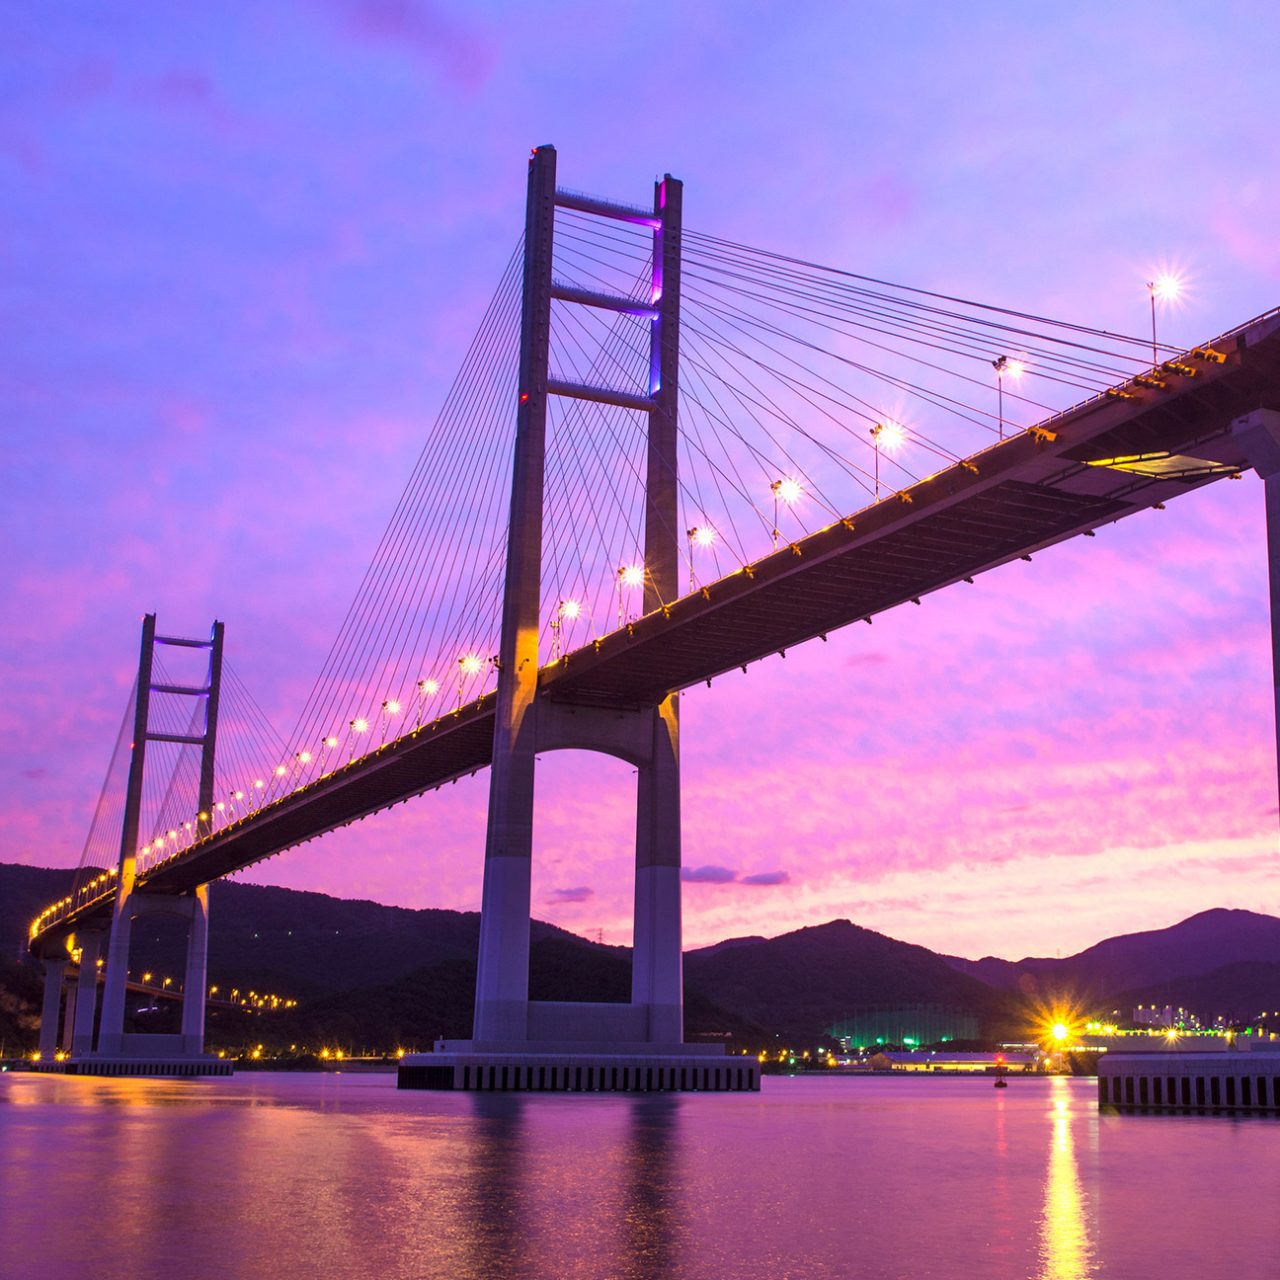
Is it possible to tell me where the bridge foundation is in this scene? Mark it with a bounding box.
[403,147,749,1091]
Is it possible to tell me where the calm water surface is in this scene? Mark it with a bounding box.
[1,1072,1274,1279]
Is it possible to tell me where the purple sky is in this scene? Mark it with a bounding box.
[4,2,1279,960]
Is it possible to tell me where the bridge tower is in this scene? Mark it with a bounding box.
[406,146,756,1091]
[76,613,227,1072]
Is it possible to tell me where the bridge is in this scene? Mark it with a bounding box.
[27,146,1280,1089]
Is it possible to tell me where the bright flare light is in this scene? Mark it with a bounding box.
[417,678,439,697]
[382,699,402,717]
[351,717,369,734]
[874,420,906,453]
[1051,1022,1069,1043]
[1150,272,1183,303]
[297,750,312,764]
[620,564,645,589]
[275,765,288,777]
[459,654,483,676]
[773,478,803,505]
[691,525,716,548]
[325,735,339,748]
[559,598,582,620]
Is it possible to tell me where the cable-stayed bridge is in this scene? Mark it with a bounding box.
[28,147,1280,1090]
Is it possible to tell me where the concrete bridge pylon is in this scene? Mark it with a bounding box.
[401,145,758,1091]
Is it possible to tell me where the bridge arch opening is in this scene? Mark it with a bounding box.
[122,909,190,1036]
[529,749,638,1003]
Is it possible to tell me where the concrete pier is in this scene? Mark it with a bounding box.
[1100,1051,1280,1113]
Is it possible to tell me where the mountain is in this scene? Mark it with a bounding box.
[0,864,76,962]
[686,919,1013,1042]
[7,862,1280,1055]
[944,909,1280,1002]
[1109,961,1280,1025]
[0,864,573,997]
[264,934,764,1054]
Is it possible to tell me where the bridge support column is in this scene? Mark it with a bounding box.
[403,152,751,1089]
[180,884,210,1054]
[1232,409,1280,818]
[632,696,683,1043]
[88,613,227,1074]
[72,931,105,1056]
[60,984,76,1053]
[38,957,66,1062]
[473,144,557,1046]
[95,906,134,1058]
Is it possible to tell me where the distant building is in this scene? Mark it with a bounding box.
[868,1050,1034,1073]
[1131,1004,1201,1030]
[827,1003,979,1051]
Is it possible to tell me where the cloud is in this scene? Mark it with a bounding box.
[740,871,791,887]
[681,865,738,884]
[327,0,495,90]
[548,885,593,904]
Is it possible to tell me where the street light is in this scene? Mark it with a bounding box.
[687,524,715,590]
[617,564,644,625]
[551,598,581,659]
[1147,273,1182,368]
[991,356,1023,439]
[770,478,802,549]
[869,421,905,497]
[457,653,483,708]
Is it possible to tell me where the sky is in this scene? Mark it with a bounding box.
[3,1,1279,962]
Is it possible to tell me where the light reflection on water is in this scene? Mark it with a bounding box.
[1038,1085,1095,1280]
[1,1072,1275,1280]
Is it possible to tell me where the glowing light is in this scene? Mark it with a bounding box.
[275,765,288,777]
[1149,272,1183,303]
[382,700,401,717]
[325,735,339,748]
[620,564,645,589]
[417,679,439,697]
[690,524,716,549]
[1164,1027,1179,1042]
[872,420,906,453]
[351,717,369,734]
[559,598,582,620]
[772,477,803,505]
[297,750,312,764]
[459,654,483,676]
[1051,1023,1069,1043]
[233,791,244,801]
[253,779,264,789]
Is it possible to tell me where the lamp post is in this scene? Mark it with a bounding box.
[1147,274,1181,369]
[456,654,482,710]
[869,420,906,498]
[991,357,1023,439]
[617,564,644,626]
[551,598,581,659]
[687,525,715,590]
[770,479,801,549]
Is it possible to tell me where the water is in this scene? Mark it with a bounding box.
[1,1072,1275,1280]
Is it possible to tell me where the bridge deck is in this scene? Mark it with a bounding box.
[31,311,1280,953]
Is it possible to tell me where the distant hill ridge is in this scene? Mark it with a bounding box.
[943,908,1280,1004]
[3,865,1279,1046]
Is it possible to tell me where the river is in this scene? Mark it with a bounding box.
[1,1072,1274,1279]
